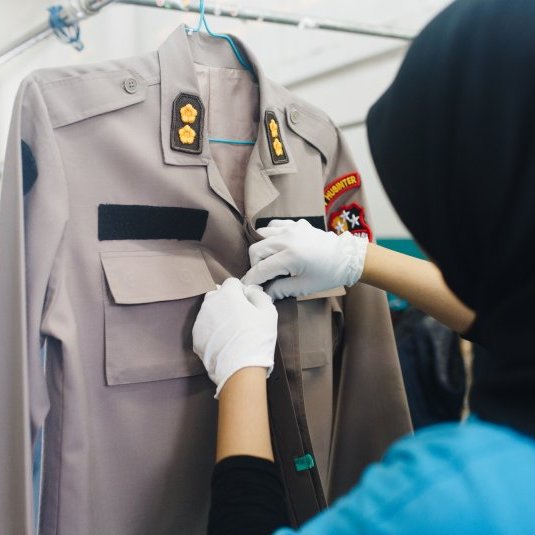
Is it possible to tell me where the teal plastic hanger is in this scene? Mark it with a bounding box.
[189,0,253,73]
[208,138,256,146]
[187,0,257,146]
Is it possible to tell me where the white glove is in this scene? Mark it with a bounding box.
[192,278,278,398]
[242,219,369,300]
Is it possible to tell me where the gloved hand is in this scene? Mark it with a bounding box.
[192,278,278,398]
[242,219,369,300]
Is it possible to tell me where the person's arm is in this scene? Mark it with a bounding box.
[216,367,273,462]
[361,243,475,333]
[192,279,290,534]
[209,368,289,535]
[242,219,475,334]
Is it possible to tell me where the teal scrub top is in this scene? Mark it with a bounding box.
[276,418,535,534]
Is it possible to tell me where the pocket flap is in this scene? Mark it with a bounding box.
[101,247,216,304]
[42,69,148,128]
[285,104,337,162]
[297,286,346,302]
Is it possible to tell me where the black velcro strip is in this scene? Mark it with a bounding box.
[98,205,208,241]
[21,140,38,195]
[256,216,326,231]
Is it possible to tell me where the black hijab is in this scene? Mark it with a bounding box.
[367,0,535,437]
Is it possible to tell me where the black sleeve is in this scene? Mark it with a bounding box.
[208,455,291,535]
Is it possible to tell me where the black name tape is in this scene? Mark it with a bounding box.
[98,204,208,241]
[255,216,326,231]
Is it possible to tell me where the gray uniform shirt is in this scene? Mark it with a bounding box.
[0,26,411,535]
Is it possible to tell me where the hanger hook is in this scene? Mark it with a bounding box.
[186,0,253,73]
[196,0,206,32]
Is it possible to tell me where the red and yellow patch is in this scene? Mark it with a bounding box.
[324,172,361,209]
[328,203,372,241]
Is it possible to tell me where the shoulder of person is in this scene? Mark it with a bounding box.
[338,420,535,533]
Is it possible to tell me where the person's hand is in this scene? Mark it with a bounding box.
[242,219,369,300]
[192,278,277,398]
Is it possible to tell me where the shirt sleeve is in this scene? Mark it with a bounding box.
[323,126,412,499]
[209,456,290,535]
[0,77,68,533]
[322,126,374,240]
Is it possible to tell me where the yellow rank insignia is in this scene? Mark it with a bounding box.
[265,110,289,165]
[324,172,361,209]
[179,125,196,144]
[269,118,279,138]
[273,138,284,157]
[171,93,204,154]
[180,103,198,124]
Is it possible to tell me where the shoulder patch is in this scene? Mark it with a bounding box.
[21,140,38,195]
[324,172,361,209]
[328,203,372,241]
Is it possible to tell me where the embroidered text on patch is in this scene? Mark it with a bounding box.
[328,202,372,241]
[324,172,361,209]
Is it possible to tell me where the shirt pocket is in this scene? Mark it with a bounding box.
[100,245,216,386]
[297,287,346,369]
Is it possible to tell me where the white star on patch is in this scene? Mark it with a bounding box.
[341,210,351,221]
[335,221,346,234]
[348,214,360,228]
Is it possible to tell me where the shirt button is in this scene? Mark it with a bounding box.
[123,78,138,94]
[289,108,300,124]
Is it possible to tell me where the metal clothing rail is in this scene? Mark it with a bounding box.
[0,22,55,66]
[0,0,117,66]
[339,118,366,131]
[0,0,413,67]
[119,0,414,41]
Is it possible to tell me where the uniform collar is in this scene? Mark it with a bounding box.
[157,25,297,177]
